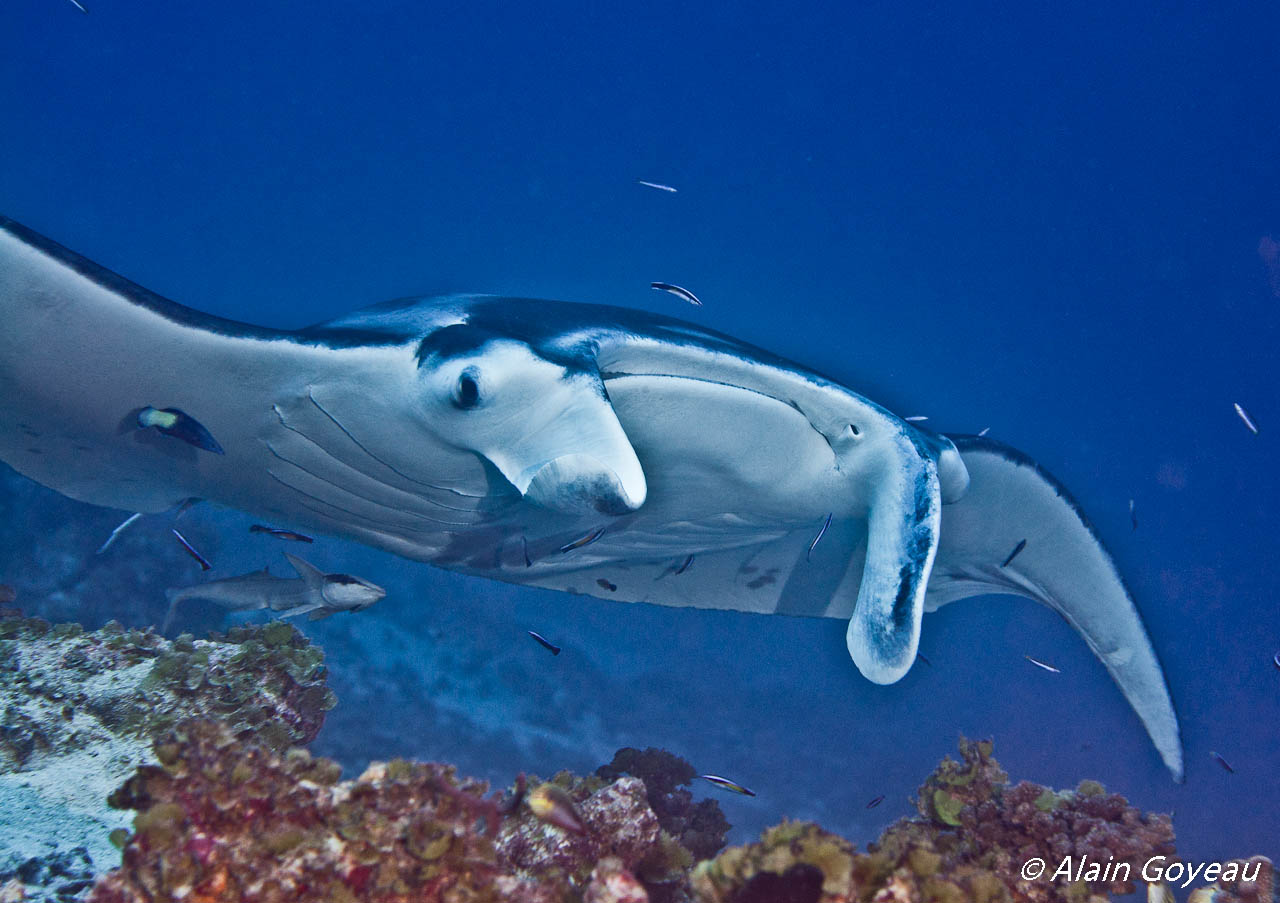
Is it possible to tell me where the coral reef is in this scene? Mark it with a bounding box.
[596,747,731,861]
[1190,857,1273,903]
[89,731,1203,903]
[92,720,678,903]
[0,613,334,902]
[692,738,1177,903]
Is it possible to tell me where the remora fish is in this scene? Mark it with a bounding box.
[138,405,224,454]
[0,216,1184,780]
[163,553,384,631]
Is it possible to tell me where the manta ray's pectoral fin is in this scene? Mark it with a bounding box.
[840,446,942,685]
[925,435,1183,782]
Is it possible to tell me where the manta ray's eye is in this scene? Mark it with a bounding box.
[454,368,481,410]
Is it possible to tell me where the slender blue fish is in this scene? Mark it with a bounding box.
[171,528,211,571]
[699,774,755,797]
[650,282,703,307]
[807,513,832,561]
[1001,539,1027,568]
[528,630,561,656]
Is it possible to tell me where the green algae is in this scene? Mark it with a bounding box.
[933,789,966,826]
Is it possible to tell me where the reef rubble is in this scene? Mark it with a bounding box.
[0,613,334,902]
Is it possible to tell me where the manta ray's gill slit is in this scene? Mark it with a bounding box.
[271,401,502,516]
[304,390,488,503]
[264,443,472,530]
[264,468,447,538]
[264,417,481,526]
[285,495,450,560]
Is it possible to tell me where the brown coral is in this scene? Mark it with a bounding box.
[0,614,335,767]
[1189,857,1273,903]
[91,721,681,903]
[85,729,1199,903]
[596,748,730,861]
[692,739,1177,903]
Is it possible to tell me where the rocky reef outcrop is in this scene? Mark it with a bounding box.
[0,613,333,902]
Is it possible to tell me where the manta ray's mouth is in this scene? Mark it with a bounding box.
[522,453,645,516]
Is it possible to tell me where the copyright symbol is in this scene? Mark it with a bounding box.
[1022,858,1046,881]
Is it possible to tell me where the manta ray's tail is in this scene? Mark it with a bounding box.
[927,435,1183,782]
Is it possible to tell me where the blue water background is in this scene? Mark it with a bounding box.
[2,0,1278,870]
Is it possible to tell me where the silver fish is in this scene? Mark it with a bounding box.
[977,426,990,437]
[164,553,384,632]
[650,282,703,307]
[636,179,678,193]
[97,511,143,554]
[66,0,88,12]
[1025,655,1061,674]
[904,415,929,422]
[1234,402,1259,435]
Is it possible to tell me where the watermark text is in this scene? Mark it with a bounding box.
[1019,855,1262,889]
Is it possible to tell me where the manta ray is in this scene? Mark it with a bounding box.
[0,216,1182,780]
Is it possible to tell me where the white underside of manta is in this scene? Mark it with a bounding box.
[0,216,1183,780]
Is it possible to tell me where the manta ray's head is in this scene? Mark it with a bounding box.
[415,323,647,515]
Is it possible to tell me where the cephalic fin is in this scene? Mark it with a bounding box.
[842,441,942,685]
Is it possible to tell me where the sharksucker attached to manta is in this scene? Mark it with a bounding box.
[0,216,1184,780]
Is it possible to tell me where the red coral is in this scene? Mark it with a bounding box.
[91,722,675,903]
[596,747,729,861]
[91,720,543,903]
[891,739,1175,900]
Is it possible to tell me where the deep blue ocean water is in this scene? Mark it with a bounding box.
[2,0,1277,879]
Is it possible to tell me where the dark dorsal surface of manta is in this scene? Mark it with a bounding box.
[0,216,1183,780]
